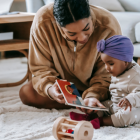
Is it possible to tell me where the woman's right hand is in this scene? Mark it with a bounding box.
[48,82,65,104]
[76,97,105,114]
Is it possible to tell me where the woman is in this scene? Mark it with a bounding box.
[19,0,121,113]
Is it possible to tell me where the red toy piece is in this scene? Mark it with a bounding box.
[66,129,73,134]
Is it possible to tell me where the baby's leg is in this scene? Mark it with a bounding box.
[90,100,114,127]
[97,101,140,127]
[97,100,113,117]
[111,108,140,127]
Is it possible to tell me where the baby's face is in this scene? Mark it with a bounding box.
[101,53,128,77]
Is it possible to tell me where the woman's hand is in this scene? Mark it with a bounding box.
[76,98,105,114]
[48,82,65,104]
[118,98,132,111]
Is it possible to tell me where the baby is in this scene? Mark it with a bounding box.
[70,35,140,129]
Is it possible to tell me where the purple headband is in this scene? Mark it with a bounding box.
[97,35,134,62]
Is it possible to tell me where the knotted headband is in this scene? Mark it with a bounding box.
[97,35,134,62]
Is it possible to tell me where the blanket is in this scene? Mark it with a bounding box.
[0,58,140,140]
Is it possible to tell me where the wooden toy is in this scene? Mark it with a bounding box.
[53,117,94,140]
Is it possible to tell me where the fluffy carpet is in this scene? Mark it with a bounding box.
[0,58,140,140]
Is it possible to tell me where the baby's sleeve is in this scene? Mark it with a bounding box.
[126,74,140,108]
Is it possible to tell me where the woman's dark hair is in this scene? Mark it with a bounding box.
[53,0,90,27]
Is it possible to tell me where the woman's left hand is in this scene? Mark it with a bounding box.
[118,98,132,111]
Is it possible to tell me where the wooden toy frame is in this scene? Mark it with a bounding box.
[53,117,94,140]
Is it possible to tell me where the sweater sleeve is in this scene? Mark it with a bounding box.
[126,74,140,108]
[29,23,59,97]
[82,56,111,101]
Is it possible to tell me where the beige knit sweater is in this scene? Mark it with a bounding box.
[29,4,122,101]
[110,63,140,108]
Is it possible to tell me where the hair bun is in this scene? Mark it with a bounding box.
[97,39,105,52]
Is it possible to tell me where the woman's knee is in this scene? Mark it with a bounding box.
[19,84,32,105]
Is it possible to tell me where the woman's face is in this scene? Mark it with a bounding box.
[62,16,93,44]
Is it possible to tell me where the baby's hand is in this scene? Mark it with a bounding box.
[118,98,132,111]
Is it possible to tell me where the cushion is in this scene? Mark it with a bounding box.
[119,0,140,12]
[112,12,140,43]
[43,0,54,5]
[133,43,140,57]
[135,22,140,43]
[89,0,125,11]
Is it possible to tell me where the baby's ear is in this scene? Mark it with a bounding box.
[125,61,129,66]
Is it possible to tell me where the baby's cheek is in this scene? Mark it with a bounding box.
[113,66,118,72]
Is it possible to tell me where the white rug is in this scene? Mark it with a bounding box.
[0,58,140,140]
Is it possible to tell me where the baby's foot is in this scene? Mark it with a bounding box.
[90,118,100,129]
[70,111,94,121]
